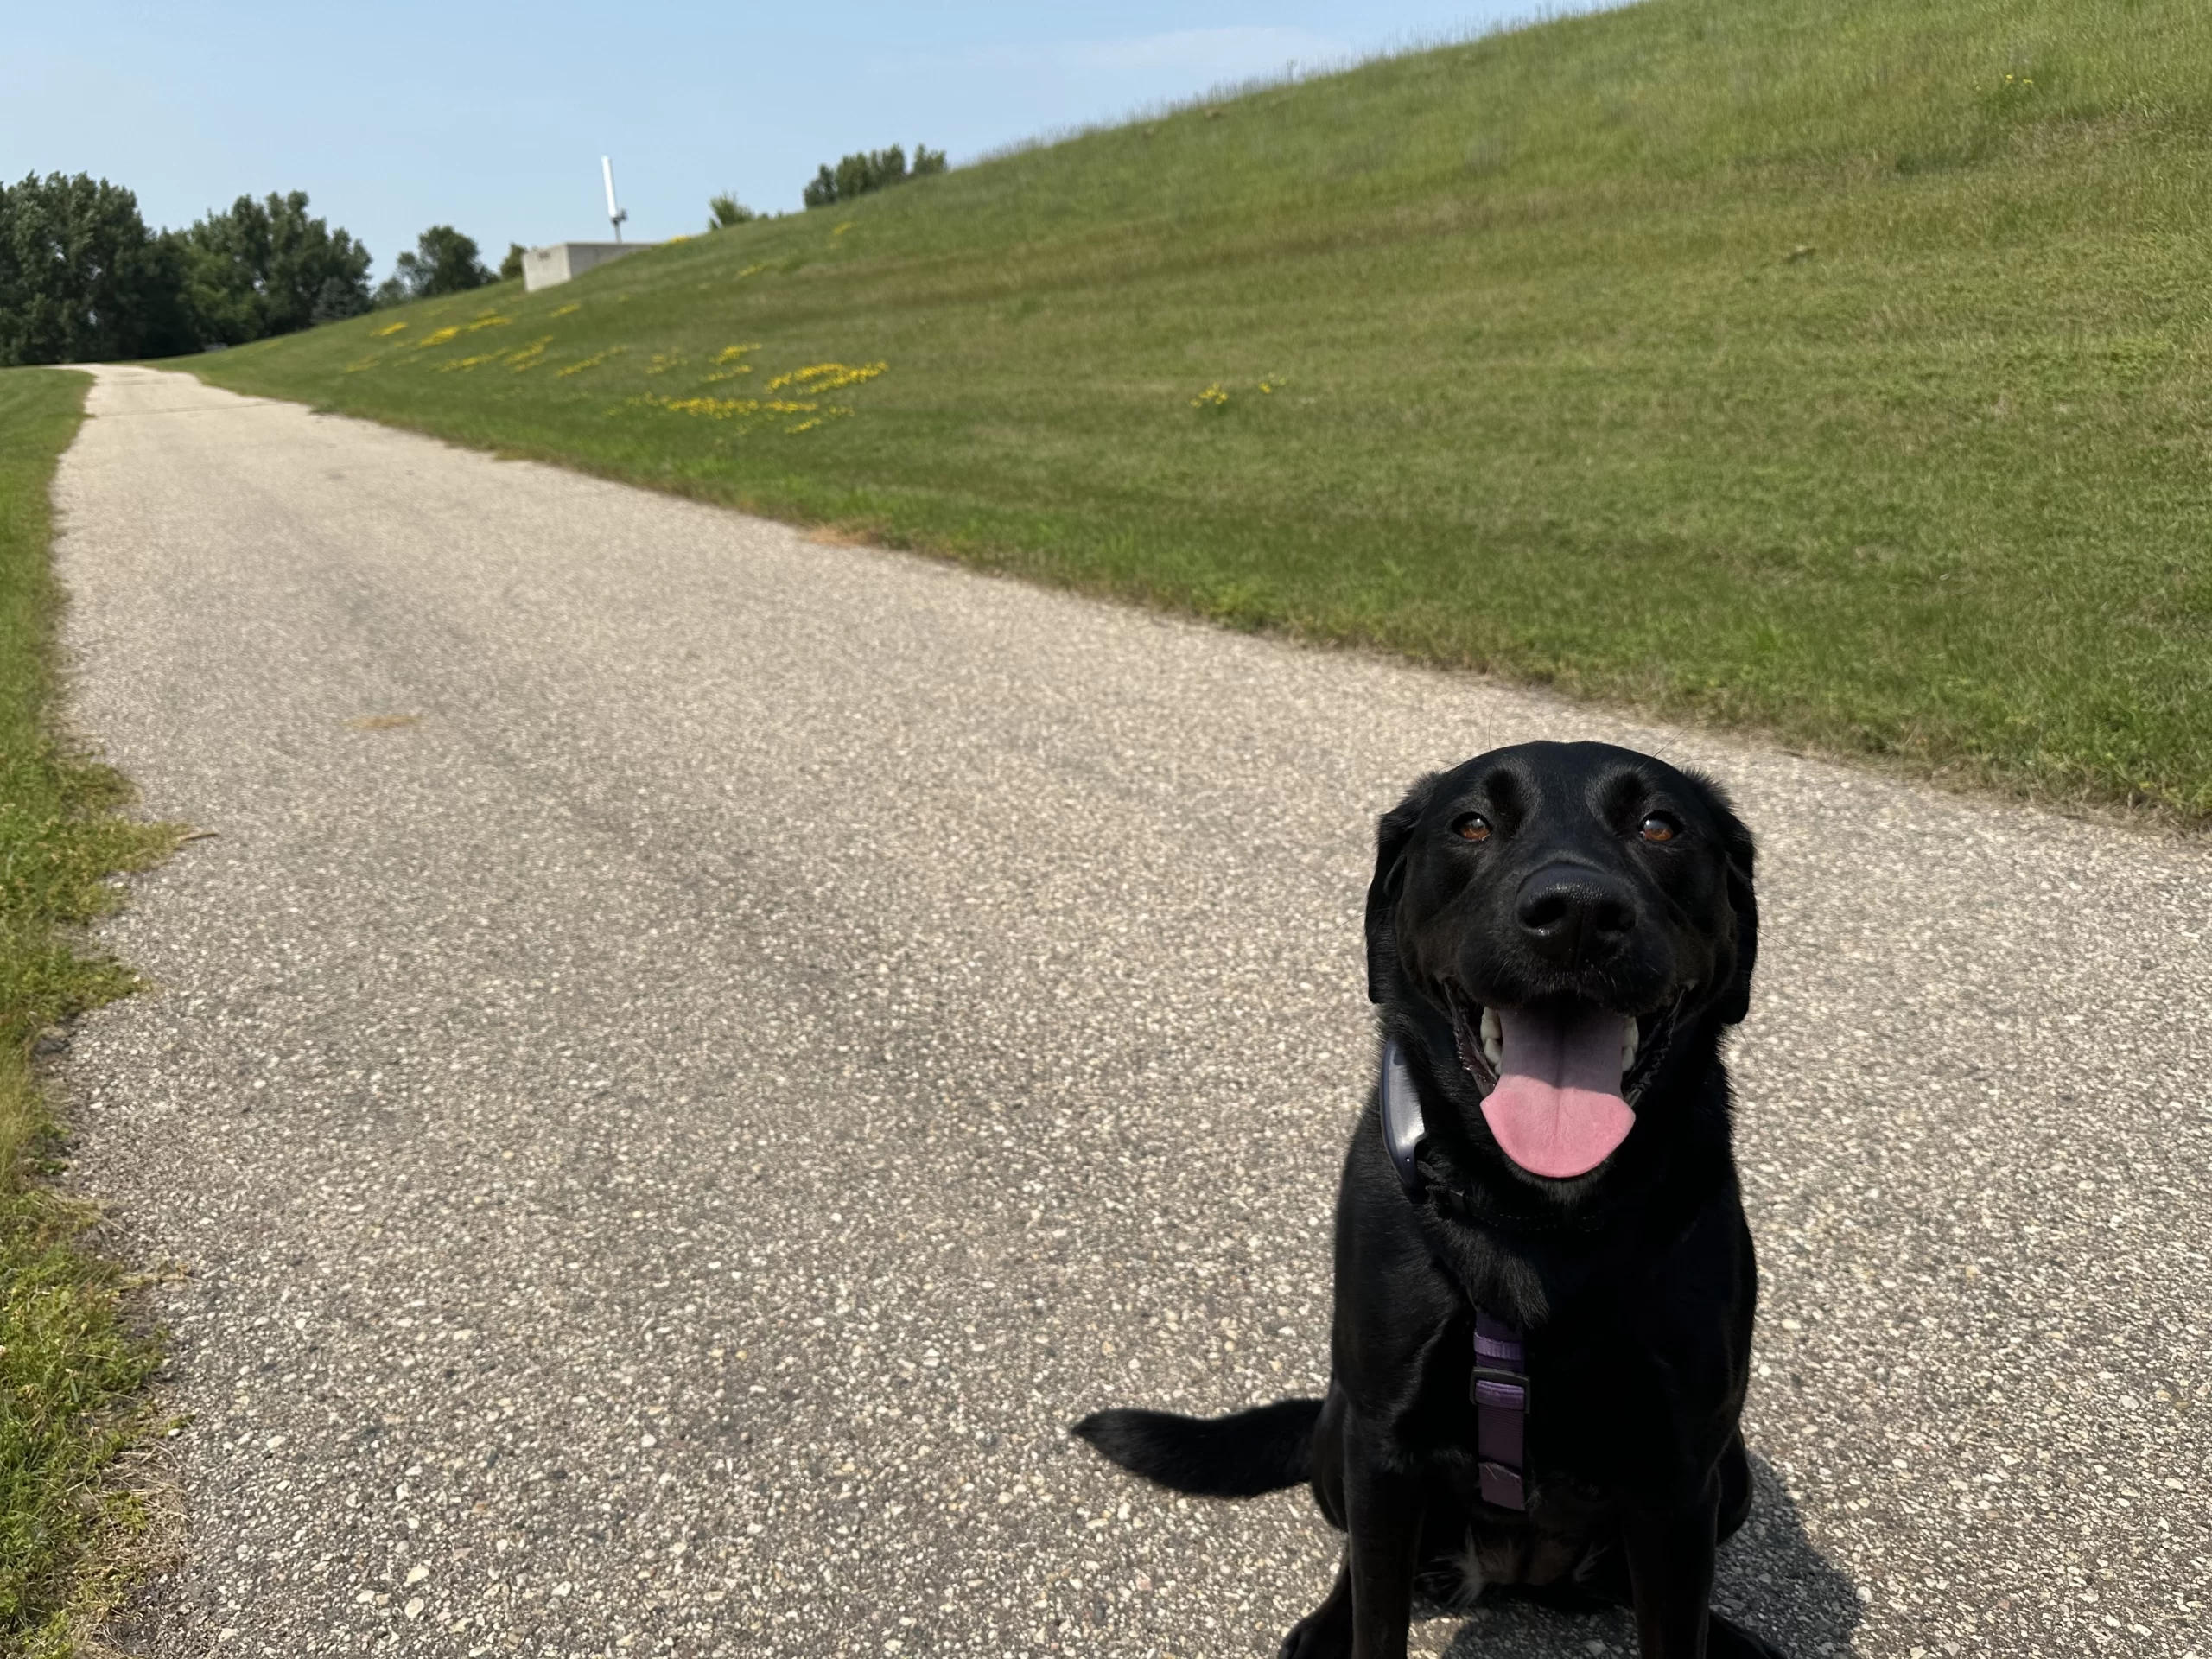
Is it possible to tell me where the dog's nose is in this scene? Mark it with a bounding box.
[1515,863,1637,967]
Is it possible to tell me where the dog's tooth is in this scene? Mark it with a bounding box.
[1620,1017,1640,1073]
[1479,1007,1503,1069]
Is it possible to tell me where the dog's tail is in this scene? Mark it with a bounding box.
[1071,1397,1321,1498]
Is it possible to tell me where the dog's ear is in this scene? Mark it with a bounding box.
[1365,772,1439,1004]
[1711,798,1758,1027]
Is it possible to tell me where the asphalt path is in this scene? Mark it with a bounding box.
[48,365,2208,1658]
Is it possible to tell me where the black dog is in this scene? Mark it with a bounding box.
[1077,741,1782,1659]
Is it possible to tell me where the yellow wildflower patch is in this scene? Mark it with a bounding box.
[416,326,463,348]
[372,321,408,337]
[437,353,503,373]
[556,346,629,378]
[505,337,555,373]
[620,353,883,434]
[464,315,513,333]
[643,395,761,418]
[1193,377,1281,409]
[765,361,887,395]
[736,264,766,279]
[550,302,582,318]
[645,353,687,376]
[343,356,382,373]
[701,345,761,385]
[630,392,853,435]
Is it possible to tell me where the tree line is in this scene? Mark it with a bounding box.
[4,149,960,366]
[0,172,504,368]
[802,144,946,209]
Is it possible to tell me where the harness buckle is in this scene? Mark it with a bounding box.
[1470,1365,1529,1411]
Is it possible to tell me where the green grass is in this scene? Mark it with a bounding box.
[0,369,175,1653]
[198,0,2212,817]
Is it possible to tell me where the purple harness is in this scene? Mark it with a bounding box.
[1472,1310,1531,1510]
[1381,1040,1533,1512]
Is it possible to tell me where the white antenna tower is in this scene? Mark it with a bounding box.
[602,156,627,243]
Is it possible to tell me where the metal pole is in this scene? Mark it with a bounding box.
[602,156,627,243]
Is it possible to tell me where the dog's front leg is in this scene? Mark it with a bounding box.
[1342,1417,1423,1659]
[1622,1481,1720,1659]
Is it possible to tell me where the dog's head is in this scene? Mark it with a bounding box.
[1366,741,1757,1185]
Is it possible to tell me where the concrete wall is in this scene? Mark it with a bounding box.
[521,242,652,293]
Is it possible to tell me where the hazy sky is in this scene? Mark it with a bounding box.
[5,2,1613,278]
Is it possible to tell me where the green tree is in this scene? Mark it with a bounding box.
[707,193,755,230]
[310,276,367,325]
[498,242,525,283]
[182,190,372,345]
[375,225,492,306]
[836,145,902,202]
[802,144,946,208]
[0,172,195,365]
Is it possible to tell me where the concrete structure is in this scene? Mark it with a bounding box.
[521,241,652,292]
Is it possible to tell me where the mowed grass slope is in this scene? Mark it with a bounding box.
[0,369,174,1650]
[200,0,2212,816]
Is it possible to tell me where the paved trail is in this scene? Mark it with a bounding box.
[49,365,2209,1657]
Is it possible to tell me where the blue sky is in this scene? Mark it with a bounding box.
[5,2,1611,279]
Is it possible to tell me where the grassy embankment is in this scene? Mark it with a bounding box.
[200,0,2212,818]
[0,371,174,1652]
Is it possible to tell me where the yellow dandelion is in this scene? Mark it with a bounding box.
[556,346,630,378]
[765,361,887,394]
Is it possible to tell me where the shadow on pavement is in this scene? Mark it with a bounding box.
[1433,1454,1864,1657]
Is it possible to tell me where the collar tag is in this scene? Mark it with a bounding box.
[1379,1039,1427,1198]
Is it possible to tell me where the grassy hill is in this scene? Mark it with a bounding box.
[194,0,2212,818]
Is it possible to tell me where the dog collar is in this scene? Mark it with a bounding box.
[1379,1038,1617,1236]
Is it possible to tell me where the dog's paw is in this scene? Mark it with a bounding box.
[1707,1611,1788,1659]
[1277,1607,1351,1659]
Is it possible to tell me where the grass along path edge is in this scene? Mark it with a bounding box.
[0,367,177,1652]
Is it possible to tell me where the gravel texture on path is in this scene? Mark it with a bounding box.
[48,365,2209,1658]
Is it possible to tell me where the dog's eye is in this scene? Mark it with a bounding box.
[1639,814,1680,843]
[1455,814,1491,843]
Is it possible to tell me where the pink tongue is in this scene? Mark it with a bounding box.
[1481,1006,1636,1179]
